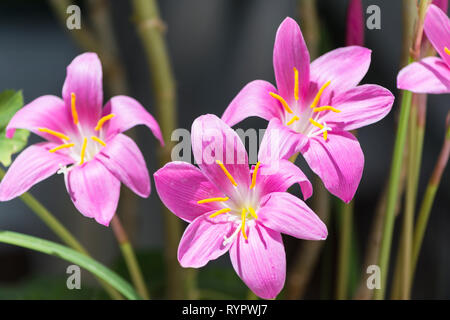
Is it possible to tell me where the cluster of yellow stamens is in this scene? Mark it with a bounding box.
[38,92,115,165]
[196,160,261,241]
[269,67,342,141]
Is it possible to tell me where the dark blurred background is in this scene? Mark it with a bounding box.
[0,0,448,299]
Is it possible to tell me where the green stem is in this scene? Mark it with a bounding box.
[336,200,353,299]
[0,168,122,300]
[111,215,150,299]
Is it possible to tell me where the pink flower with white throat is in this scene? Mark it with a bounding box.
[0,52,164,226]
[154,114,327,299]
[222,17,395,203]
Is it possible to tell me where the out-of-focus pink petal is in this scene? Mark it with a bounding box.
[96,134,150,198]
[191,114,250,197]
[397,57,450,93]
[310,46,371,100]
[258,192,328,240]
[324,84,395,131]
[221,80,284,127]
[102,96,164,146]
[301,131,364,203]
[255,160,313,200]
[433,0,448,12]
[0,143,74,201]
[6,95,76,142]
[258,118,307,163]
[65,159,120,226]
[346,0,364,46]
[424,4,450,67]
[178,213,233,268]
[273,17,310,101]
[62,53,103,129]
[229,223,286,300]
[154,161,225,223]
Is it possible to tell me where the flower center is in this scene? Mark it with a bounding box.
[269,67,342,141]
[197,160,262,245]
[38,92,115,165]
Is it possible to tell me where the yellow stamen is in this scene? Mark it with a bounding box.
[248,206,258,219]
[269,92,293,114]
[49,143,75,153]
[313,106,341,113]
[309,118,324,129]
[241,208,248,240]
[250,161,261,189]
[323,130,328,141]
[209,208,231,218]
[79,137,88,165]
[445,47,450,56]
[197,197,229,204]
[95,114,115,131]
[216,160,237,186]
[38,128,70,141]
[91,136,106,147]
[286,115,300,125]
[71,93,79,125]
[310,81,331,109]
[293,67,299,101]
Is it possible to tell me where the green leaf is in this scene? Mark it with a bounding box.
[0,90,29,166]
[0,230,141,300]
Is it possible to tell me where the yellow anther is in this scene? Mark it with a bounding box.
[445,47,450,56]
[313,106,341,113]
[91,136,106,147]
[197,197,229,204]
[49,143,75,153]
[309,118,324,129]
[38,128,70,141]
[293,67,299,101]
[286,115,300,125]
[248,206,258,219]
[250,161,261,189]
[241,208,248,240]
[323,130,328,141]
[269,92,293,114]
[216,160,238,186]
[209,208,231,218]
[71,93,79,125]
[79,137,88,165]
[95,114,115,131]
[310,81,331,109]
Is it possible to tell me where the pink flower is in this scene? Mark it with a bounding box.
[222,18,394,202]
[154,114,327,299]
[398,4,450,93]
[346,0,364,47]
[0,53,163,226]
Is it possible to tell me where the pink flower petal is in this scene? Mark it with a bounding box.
[324,84,395,131]
[221,80,283,127]
[301,131,364,203]
[102,95,164,146]
[273,17,310,101]
[191,114,250,197]
[424,4,450,67]
[432,0,448,13]
[397,57,450,93]
[65,159,120,226]
[255,160,313,200]
[258,118,307,163]
[154,161,225,223]
[258,192,328,240]
[6,95,76,142]
[229,224,286,299]
[178,213,233,268]
[0,143,74,201]
[62,53,103,129]
[346,0,364,46]
[96,133,150,198]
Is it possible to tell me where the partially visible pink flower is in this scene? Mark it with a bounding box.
[154,114,327,299]
[222,18,394,202]
[398,4,450,93]
[346,0,364,46]
[0,52,164,226]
